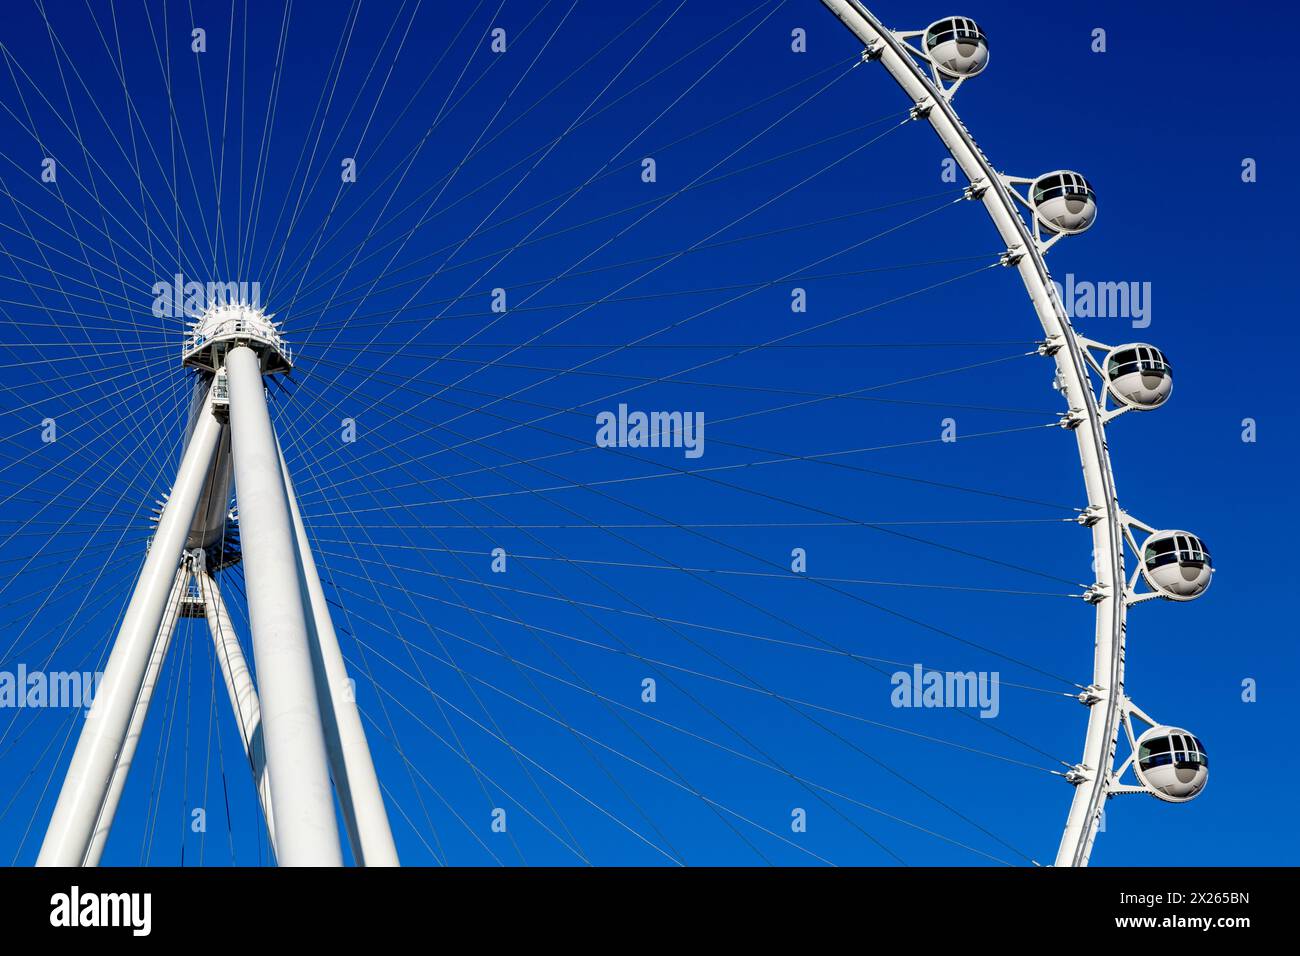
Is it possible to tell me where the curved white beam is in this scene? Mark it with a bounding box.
[819,0,1126,867]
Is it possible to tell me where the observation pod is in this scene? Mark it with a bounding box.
[1134,726,1209,802]
[923,17,989,78]
[1105,344,1172,409]
[1140,530,1213,600]
[1030,171,1097,235]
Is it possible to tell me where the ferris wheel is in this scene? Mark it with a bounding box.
[818,1,1212,866]
[0,0,1216,868]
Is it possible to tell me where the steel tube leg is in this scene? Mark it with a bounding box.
[38,386,224,867]
[226,345,342,866]
[280,443,399,866]
[83,565,188,865]
[200,566,277,852]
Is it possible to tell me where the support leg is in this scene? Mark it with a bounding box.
[280,443,399,866]
[83,563,188,865]
[38,385,224,867]
[226,345,342,866]
[199,563,277,852]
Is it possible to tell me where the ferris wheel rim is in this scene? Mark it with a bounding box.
[818,0,1133,866]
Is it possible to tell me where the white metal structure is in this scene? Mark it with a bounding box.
[921,17,989,79]
[16,5,1210,869]
[37,307,397,867]
[1103,698,1210,802]
[1128,723,1209,802]
[819,1,1210,865]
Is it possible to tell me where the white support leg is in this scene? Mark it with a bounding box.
[226,345,343,866]
[82,564,188,866]
[199,563,277,852]
[280,442,400,866]
[38,385,224,867]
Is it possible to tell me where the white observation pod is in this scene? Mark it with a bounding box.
[1140,530,1213,600]
[1030,170,1097,235]
[1105,344,1172,409]
[1133,725,1209,802]
[923,17,989,78]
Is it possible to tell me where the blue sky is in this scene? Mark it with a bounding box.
[0,0,1294,866]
